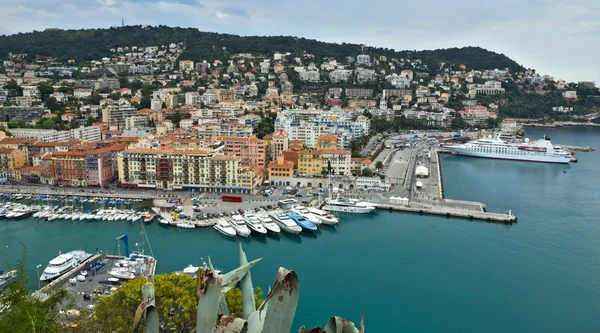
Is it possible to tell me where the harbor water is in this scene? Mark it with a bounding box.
[1,126,599,332]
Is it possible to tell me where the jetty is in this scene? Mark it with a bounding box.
[560,144,595,152]
[373,203,516,223]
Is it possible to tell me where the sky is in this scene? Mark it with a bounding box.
[0,0,598,83]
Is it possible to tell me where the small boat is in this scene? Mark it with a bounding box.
[80,270,88,277]
[213,219,237,237]
[307,207,339,225]
[258,214,281,233]
[243,213,267,235]
[229,215,251,237]
[269,211,302,235]
[131,214,141,222]
[563,170,567,173]
[176,223,195,229]
[158,217,169,226]
[76,274,86,282]
[287,212,317,231]
[143,214,155,223]
[108,268,135,280]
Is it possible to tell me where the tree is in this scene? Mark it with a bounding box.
[37,82,54,101]
[361,168,374,177]
[86,273,263,332]
[3,80,23,96]
[375,161,383,171]
[45,96,61,112]
[0,245,69,333]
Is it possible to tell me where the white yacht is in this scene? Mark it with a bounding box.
[307,207,339,225]
[176,223,195,229]
[448,136,573,164]
[257,213,281,233]
[213,219,237,237]
[291,205,321,224]
[108,267,135,280]
[229,215,251,237]
[243,213,267,235]
[40,250,92,281]
[269,211,302,235]
[322,197,376,214]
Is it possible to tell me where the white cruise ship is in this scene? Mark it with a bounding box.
[40,250,92,282]
[322,197,376,214]
[448,136,573,164]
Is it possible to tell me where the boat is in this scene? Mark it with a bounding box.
[0,270,16,290]
[229,215,251,237]
[269,211,302,234]
[176,223,195,229]
[181,264,199,277]
[213,219,237,237]
[286,212,317,231]
[76,274,86,282]
[131,214,141,222]
[39,250,92,281]
[158,217,169,226]
[108,267,135,280]
[322,197,376,214]
[243,213,267,235]
[291,205,321,224]
[143,214,155,223]
[447,136,573,164]
[306,207,339,225]
[257,213,281,233]
[69,277,77,285]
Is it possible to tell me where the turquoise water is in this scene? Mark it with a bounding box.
[1,127,599,332]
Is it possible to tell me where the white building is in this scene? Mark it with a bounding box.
[185,91,201,105]
[356,177,391,191]
[329,69,352,82]
[9,126,101,142]
[356,54,371,66]
[298,69,320,82]
[179,119,194,129]
[102,101,137,123]
[125,115,149,130]
[151,97,163,111]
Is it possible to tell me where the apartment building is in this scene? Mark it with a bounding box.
[271,130,289,160]
[345,88,373,98]
[204,137,267,168]
[0,148,25,176]
[297,149,352,176]
[102,100,137,123]
[52,151,87,186]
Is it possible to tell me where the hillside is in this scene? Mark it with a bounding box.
[0,26,524,71]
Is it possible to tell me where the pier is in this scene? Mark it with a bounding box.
[373,203,516,223]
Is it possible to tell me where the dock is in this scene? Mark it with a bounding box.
[373,203,517,223]
[560,144,595,152]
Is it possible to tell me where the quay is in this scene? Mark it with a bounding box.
[561,144,595,152]
[0,187,177,200]
[373,203,516,223]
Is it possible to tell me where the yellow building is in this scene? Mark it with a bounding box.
[298,151,323,176]
[268,157,295,179]
[316,134,338,150]
[118,149,256,193]
[0,138,37,165]
[0,147,25,176]
[298,149,352,176]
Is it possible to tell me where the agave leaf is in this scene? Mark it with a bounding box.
[323,316,360,333]
[214,315,249,333]
[220,258,262,294]
[259,267,299,333]
[132,282,158,333]
[298,327,327,333]
[245,308,266,333]
[196,268,223,333]
[219,295,230,316]
[239,243,256,319]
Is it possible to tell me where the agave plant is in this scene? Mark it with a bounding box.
[133,244,363,333]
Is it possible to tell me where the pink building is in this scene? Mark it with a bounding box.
[85,144,128,186]
[205,137,266,169]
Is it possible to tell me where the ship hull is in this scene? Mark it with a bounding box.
[448,147,571,164]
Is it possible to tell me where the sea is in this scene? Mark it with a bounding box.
[0,126,599,332]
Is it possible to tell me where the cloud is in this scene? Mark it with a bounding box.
[0,0,597,82]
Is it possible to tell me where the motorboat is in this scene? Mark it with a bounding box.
[108,267,135,280]
[40,250,92,281]
[291,205,321,224]
[131,214,141,222]
[0,270,16,290]
[287,212,317,231]
[71,211,81,220]
[243,213,267,235]
[176,223,195,229]
[143,214,155,223]
[86,210,97,220]
[76,274,86,282]
[214,219,237,237]
[257,213,281,233]
[269,211,302,235]
[158,217,169,226]
[307,207,339,225]
[229,215,251,237]
[322,197,376,214]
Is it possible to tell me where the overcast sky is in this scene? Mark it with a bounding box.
[0,0,598,83]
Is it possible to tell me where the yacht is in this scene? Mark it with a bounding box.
[269,211,302,234]
[176,223,195,229]
[213,219,237,237]
[229,215,251,237]
[108,267,135,280]
[40,250,92,281]
[287,212,317,231]
[307,207,339,225]
[322,197,376,214]
[257,213,281,233]
[0,270,16,290]
[243,213,267,235]
[448,136,573,164]
[291,205,321,224]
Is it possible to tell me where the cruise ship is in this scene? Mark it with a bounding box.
[447,136,573,164]
[40,250,92,282]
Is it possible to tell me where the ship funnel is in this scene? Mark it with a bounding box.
[524,138,530,143]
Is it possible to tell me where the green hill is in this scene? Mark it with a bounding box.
[0,26,524,71]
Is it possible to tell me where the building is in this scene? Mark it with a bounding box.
[297,149,352,176]
[316,134,339,150]
[0,106,47,123]
[563,91,577,99]
[9,126,101,142]
[0,137,37,165]
[0,148,25,176]
[356,54,371,66]
[268,157,295,180]
[271,130,289,160]
[102,101,137,124]
[84,144,127,186]
[205,137,267,168]
[179,60,195,71]
[125,115,149,130]
[329,70,352,82]
[355,177,391,191]
[185,92,201,105]
[468,81,505,97]
[459,105,494,127]
[345,88,373,98]
[117,149,257,193]
[52,151,87,186]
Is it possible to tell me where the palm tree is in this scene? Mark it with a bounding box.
[375,161,383,171]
